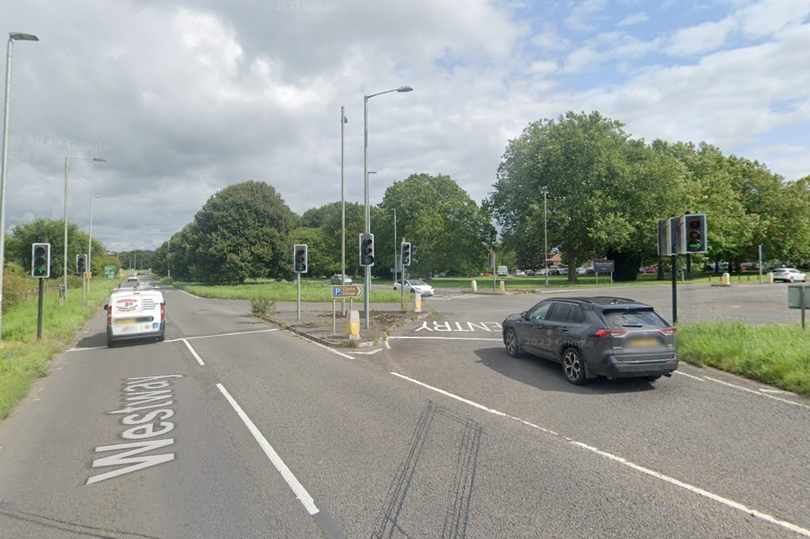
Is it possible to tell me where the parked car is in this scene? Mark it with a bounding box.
[330,274,352,285]
[639,266,657,274]
[772,268,807,283]
[515,270,526,277]
[501,297,678,385]
[393,279,435,296]
[105,289,166,347]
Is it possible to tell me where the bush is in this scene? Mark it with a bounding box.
[3,263,35,313]
[250,295,276,317]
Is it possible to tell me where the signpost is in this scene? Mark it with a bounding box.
[332,285,363,334]
[788,284,810,329]
[594,260,614,285]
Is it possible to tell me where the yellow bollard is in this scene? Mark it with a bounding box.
[414,293,422,313]
[721,272,731,286]
[346,310,360,340]
[471,280,477,292]
[500,280,505,292]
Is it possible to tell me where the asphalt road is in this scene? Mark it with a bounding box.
[0,278,808,538]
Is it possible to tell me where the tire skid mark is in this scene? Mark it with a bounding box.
[442,416,482,539]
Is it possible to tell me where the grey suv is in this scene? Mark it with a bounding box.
[502,297,678,385]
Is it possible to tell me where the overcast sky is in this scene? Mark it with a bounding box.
[1,0,809,252]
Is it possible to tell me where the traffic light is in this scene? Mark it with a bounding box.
[401,242,412,267]
[76,254,87,274]
[681,213,707,254]
[294,244,308,273]
[31,243,51,278]
[360,234,375,267]
[411,245,417,264]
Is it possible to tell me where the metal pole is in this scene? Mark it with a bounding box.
[363,95,370,328]
[758,244,763,284]
[297,272,301,321]
[671,254,678,324]
[36,278,43,340]
[81,272,86,306]
[401,238,405,310]
[543,187,549,286]
[0,38,14,338]
[63,156,69,299]
[393,209,397,284]
[341,105,346,315]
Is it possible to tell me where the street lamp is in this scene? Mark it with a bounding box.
[64,156,105,300]
[542,186,549,286]
[0,32,39,341]
[88,194,102,282]
[340,106,348,313]
[363,85,412,328]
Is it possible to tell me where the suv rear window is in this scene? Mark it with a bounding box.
[602,310,666,329]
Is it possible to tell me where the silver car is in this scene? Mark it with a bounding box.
[772,268,807,283]
[330,274,352,285]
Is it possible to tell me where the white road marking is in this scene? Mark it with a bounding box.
[390,372,810,537]
[388,336,502,342]
[289,332,355,360]
[67,346,107,352]
[384,340,391,350]
[674,371,705,382]
[353,348,383,355]
[170,328,279,341]
[182,339,205,366]
[760,388,796,395]
[704,376,810,410]
[217,383,319,515]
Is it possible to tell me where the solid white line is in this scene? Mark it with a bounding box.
[182,339,205,366]
[216,383,319,516]
[674,371,705,382]
[354,348,382,355]
[384,340,391,350]
[390,372,810,537]
[704,376,810,410]
[183,328,279,341]
[387,336,502,341]
[66,346,107,352]
[293,333,354,360]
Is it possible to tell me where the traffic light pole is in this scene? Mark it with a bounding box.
[37,278,44,341]
[81,272,86,307]
[297,272,301,321]
[671,254,678,324]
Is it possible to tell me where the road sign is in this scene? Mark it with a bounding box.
[594,260,614,274]
[332,285,363,298]
[104,265,116,278]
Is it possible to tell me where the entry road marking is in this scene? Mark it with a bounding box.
[390,372,810,538]
[217,383,319,516]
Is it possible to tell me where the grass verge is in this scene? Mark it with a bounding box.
[677,321,810,397]
[0,279,119,420]
[165,279,410,303]
[427,273,763,289]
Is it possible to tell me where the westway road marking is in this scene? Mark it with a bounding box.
[217,383,319,516]
[390,372,810,538]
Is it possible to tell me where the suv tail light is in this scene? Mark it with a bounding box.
[659,327,677,335]
[594,329,627,338]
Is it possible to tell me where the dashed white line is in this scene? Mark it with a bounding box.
[387,336,502,341]
[182,339,205,366]
[704,376,810,410]
[674,370,705,381]
[217,383,319,516]
[390,371,810,538]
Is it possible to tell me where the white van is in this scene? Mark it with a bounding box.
[105,289,166,347]
[497,265,509,277]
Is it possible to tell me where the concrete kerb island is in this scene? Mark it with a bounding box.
[260,307,431,348]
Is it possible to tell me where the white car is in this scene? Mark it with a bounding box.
[772,268,807,283]
[393,279,434,297]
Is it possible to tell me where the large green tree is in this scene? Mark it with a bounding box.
[186,181,296,284]
[376,173,496,279]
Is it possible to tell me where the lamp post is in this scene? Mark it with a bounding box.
[363,85,412,328]
[0,32,39,341]
[340,106,348,313]
[393,208,397,284]
[87,194,102,293]
[63,156,105,300]
[542,186,549,286]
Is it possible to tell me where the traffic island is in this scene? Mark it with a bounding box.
[259,308,429,348]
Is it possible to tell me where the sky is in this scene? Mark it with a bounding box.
[1,0,809,252]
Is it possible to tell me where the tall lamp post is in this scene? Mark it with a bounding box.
[363,85,412,328]
[392,208,397,284]
[88,194,102,291]
[340,106,348,313]
[0,32,39,341]
[542,186,549,286]
[64,156,105,300]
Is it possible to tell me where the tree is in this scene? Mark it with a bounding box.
[186,181,296,284]
[290,227,332,277]
[487,111,643,282]
[319,202,366,278]
[377,174,496,279]
[6,217,95,279]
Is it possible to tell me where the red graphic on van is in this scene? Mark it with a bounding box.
[115,298,138,312]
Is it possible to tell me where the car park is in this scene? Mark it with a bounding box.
[330,274,352,285]
[502,297,678,385]
[393,279,435,297]
[772,268,807,283]
[105,289,166,347]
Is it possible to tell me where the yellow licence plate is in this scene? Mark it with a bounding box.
[630,338,658,347]
[114,318,137,324]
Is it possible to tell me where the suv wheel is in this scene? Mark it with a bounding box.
[505,329,522,358]
[562,347,588,385]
